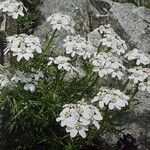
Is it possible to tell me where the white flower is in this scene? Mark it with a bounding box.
[125,48,150,65]
[98,24,127,55]
[92,88,111,108]
[4,34,42,61]
[128,67,150,84]
[100,34,117,47]
[91,87,129,110]
[108,90,129,110]
[64,35,96,59]
[0,0,26,19]
[54,56,71,71]
[66,123,88,138]
[91,52,125,79]
[81,105,103,129]
[0,74,10,88]
[98,24,114,34]
[56,100,103,138]
[111,38,127,56]
[56,106,77,127]
[46,13,75,33]
[31,70,44,81]
[11,70,27,83]
[48,56,79,73]
[139,81,150,93]
[47,57,54,66]
[24,83,35,92]
[112,71,123,80]
[11,70,44,92]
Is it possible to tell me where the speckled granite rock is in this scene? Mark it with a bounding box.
[34,0,90,39]
[89,0,150,53]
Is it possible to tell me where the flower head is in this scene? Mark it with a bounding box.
[46,13,75,33]
[48,56,78,74]
[139,80,150,93]
[64,35,96,59]
[98,24,127,55]
[0,74,10,89]
[91,87,129,110]
[0,0,26,19]
[56,100,103,138]
[5,34,42,61]
[11,70,44,92]
[128,67,150,84]
[91,52,125,80]
[54,56,71,71]
[125,48,150,65]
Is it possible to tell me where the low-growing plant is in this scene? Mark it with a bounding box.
[0,0,149,149]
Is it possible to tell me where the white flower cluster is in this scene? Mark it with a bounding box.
[56,100,103,138]
[11,70,44,92]
[46,13,75,33]
[0,74,10,89]
[64,35,96,59]
[91,88,129,110]
[128,67,150,93]
[48,56,78,73]
[128,67,150,84]
[99,24,127,55]
[0,0,26,19]
[125,48,150,65]
[92,52,125,79]
[5,34,42,61]
[139,81,150,93]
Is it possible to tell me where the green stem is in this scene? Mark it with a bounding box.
[97,43,102,53]
[121,79,129,91]
[129,84,139,102]
[44,29,57,55]
[49,29,57,46]
[37,29,57,69]
[53,71,60,100]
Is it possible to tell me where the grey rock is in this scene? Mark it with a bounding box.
[90,0,150,52]
[34,0,90,39]
[111,3,150,52]
[133,7,150,23]
[40,0,87,16]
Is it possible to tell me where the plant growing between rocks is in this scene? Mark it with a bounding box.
[0,0,150,149]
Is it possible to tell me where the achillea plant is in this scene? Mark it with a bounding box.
[0,1,149,149]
